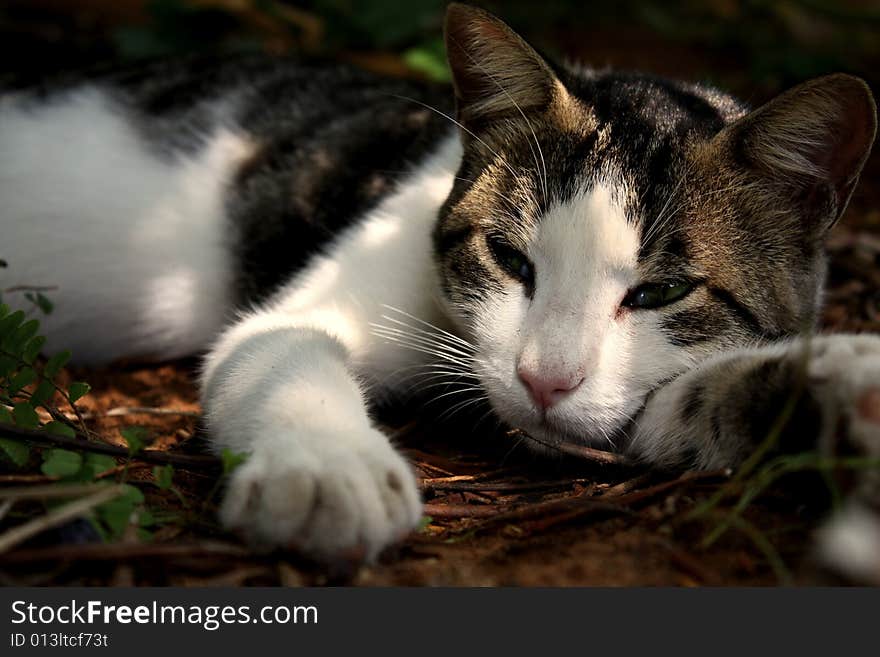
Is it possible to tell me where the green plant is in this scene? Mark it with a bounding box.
[0,299,163,543]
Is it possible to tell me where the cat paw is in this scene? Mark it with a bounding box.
[808,335,880,583]
[219,428,422,562]
[808,334,880,454]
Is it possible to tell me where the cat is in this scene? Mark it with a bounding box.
[1,3,879,580]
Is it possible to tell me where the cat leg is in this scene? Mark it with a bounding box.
[197,132,457,561]
[201,317,424,561]
[629,334,880,581]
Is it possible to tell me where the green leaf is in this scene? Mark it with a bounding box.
[44,421,76,438]
[85,453,116,473]
[0,438,30,467]
[29,379,54,408]
[35,293,54,315]
[71,453,118,482]
[153,464,174,490]
[44,350,71,379]
[67,381,90,403]
[0,356,16,379]
[137,508,155,527]
[402,39,451,81]
[40,448,83,478]
[7,319,39,353]
[120,483,144,504]
[12,402,39,429]
[96,484,144,539]
[0,310,25,344]
[22,335,46,364]
[7,367,36,395]
[0,406,11,424]
[86,516,109,543]
[120,426,150,454]
[221,448,247,475]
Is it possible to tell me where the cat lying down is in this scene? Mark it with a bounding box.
[1,4,878,581]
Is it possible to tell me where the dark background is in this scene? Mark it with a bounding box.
[2,1,878,94]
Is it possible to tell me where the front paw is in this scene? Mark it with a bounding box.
[808,334,880,456]
[808,335,880,583]
[219,428,422,562]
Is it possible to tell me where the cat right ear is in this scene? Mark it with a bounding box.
[444,3,563,129]
[719,74,877,229]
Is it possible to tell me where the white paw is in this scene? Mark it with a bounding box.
[808,335,880,455]
[219,428,422,562]
[808,336,880,583]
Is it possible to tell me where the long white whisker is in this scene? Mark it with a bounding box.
[379,305,475,350]
[438,395,490,421]
[373,317,475,356]
[452,175,524,216]
[427,386,486,404]
[446,35,549,202]
[370,324,475,361]
[387,94,521,182]
[372,336,474,369]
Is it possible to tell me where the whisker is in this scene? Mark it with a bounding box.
[370,325,475,362]
[379,305,476,350]
[446,34,549,202]
[372,335,474,369]
[387,94,521,182]
[427,385,487,404]
[372,318,475,357]
[438,395,491,422]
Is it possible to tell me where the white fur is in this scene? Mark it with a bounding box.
[201,133,461,558]
[0,88,245,362]
[471,179,690,450]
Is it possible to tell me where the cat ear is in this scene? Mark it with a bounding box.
[444,3,561,128]
[721,74,876,228]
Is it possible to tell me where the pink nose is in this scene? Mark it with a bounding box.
[517,368,584,410]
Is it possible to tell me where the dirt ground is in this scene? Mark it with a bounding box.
[1,7,880,587]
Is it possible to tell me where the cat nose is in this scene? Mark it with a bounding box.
[517,367,584,410]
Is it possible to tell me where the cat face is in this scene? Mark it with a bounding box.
[432,4,876,450]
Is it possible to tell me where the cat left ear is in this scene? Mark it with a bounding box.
[721,74,876,228]
[444,3,563,129]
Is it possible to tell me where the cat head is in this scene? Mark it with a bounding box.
[432,4,876,450]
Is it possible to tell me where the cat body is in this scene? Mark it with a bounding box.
[1,5,879,579]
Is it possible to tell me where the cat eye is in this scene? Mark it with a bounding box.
[487,237,534,290]
[622,281,695,310]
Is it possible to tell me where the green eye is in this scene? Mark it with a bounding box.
[623,281,695,310]
[487,237,534,289]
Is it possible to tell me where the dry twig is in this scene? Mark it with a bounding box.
[0,422,221,470]
[505,429,629,465]
[0,540,249,564]
[0,485,125,554]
